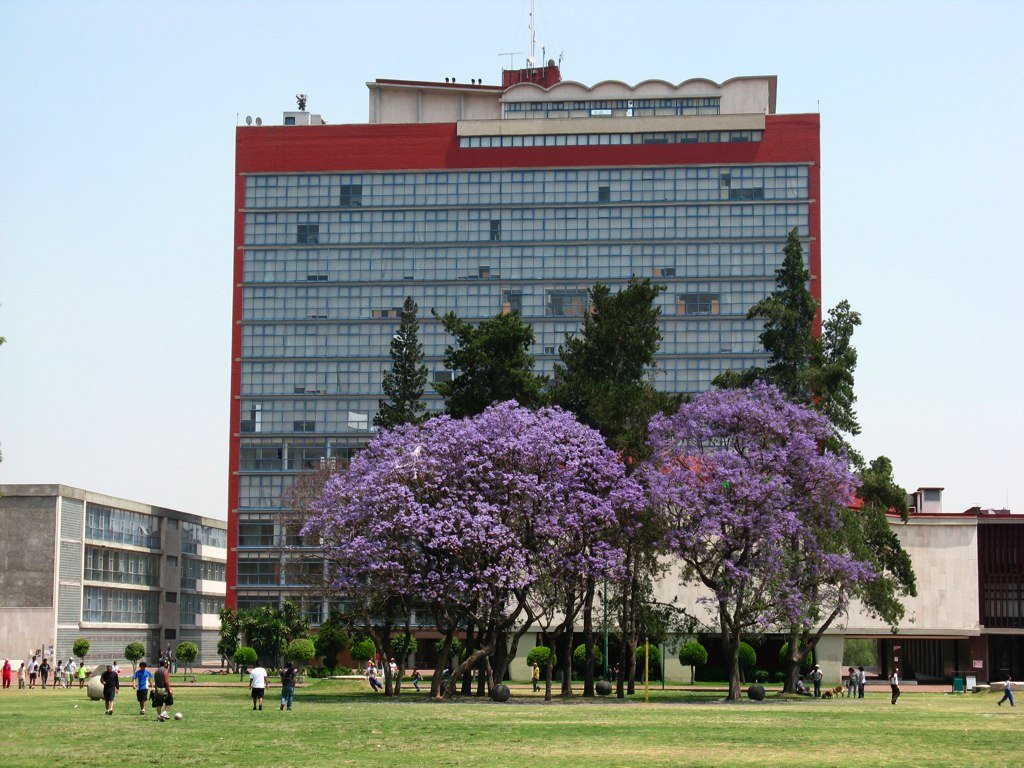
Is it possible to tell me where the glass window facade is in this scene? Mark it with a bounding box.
[179,593,225,625]
[180,521,227,553]
[85,504,160,549]
[83,586,159,624]
[180,556,226,589]
[235,140,813,606]
[84,546,160,587]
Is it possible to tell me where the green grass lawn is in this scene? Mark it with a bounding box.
[1,680,1021,767]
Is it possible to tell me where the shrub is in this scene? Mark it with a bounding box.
[435,637,463,664]
[695,665,727,682]
[754,669,769,683]
[286,638,316,667]
[335,666,352,675]
[234,646,258,670]
[779,643,815,674]
[313,616,349,667]
[349,638,376,665]
[124,642,146,669]
[738,642,757,678]
[678,641,708,667]
[572,643,603,675]
[526,646,552,668]
[770,671,785,683]
[72,638,90,662]
[176,642,199,671]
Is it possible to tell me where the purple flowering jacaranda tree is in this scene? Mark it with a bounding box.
[302,401,643,699]
[645,382,865,701]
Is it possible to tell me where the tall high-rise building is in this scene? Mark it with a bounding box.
[229,64,820,614]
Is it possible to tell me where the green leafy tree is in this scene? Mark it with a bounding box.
[375,296,429,429]
[842,638,878,668]
[678,641,707,684]
[313,614,350,668]
[634,643,661,679]
[433,309,546,417]
[779,643,815,674]
[72,638,90,664]
[572,643,603,676]
[124,642,146,670]
[349,638,376,666]
[176,642,198,673]
[234,646,257,672]
[390,633,418,663]
[279,600,310,643]
[218,607,241,670]
[286,638,316,670]
[526,646,552,668]
[550,278,679,698]
[239,606,288,668]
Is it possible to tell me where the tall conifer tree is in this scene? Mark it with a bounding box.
[374,296,428,430]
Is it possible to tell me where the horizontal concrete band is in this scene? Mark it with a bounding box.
[457,113,766,137]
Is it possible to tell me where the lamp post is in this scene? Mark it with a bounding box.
[602,579,608,680]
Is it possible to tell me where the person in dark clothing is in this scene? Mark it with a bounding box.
[280,662,296,711]
[152,660,174,721]
[998,676,1015,707]
[889,669,901,705]
[39,658,50,689]
[100,664,120,716]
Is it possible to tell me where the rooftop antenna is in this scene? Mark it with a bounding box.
[296,94,308,111]
[499,51,523,69]
[527,0,536,66]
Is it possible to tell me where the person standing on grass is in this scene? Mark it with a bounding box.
[132,661,154,715]
[367,662,383,692]
[810,664,823,698]
[39,658,50,689]
[846,667,857,699]
[66,659,77,689]
[998,676,1015,707]
[249,660,268,710]
[77,662,88,688]
[152,660,173,721]
[532,662,540,692]
[858,666,866,699]
[280,661,296,711]
[889,668,900,705]
[410,670,422,692]
[18,663,26,689]
[101,664,120,716]
[2,659,11,689]
[28,655,38,689]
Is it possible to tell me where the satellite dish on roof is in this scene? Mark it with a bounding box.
[255,117,263,126]
[245,116,253,126]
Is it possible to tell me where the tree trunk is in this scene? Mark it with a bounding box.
[431,631,453,699]
[784,625,802,694]
[444,645,493,700]
[582,580,596,697]
[721,615,742,701]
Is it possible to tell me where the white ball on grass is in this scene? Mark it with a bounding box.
[174,712,183,720]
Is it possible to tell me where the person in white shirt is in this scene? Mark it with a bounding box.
[889,669,900,705]
[249,662,269,710]
[66,660,77,689]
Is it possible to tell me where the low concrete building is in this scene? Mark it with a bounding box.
[0,485,226,667]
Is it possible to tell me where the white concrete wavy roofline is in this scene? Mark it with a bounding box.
[503,75,778,114]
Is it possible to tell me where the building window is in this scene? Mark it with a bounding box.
[166,556,177,567]
[489,220,501,241]
[241,402,262,434]
[84,547,160,586]
[237,560,279,586]
[338,184,362,207]
[478,266,492,279]
[432,370,453,385]
[238,522,276,548]
[296,224,319,244]
[293,420,316,432]
[502,291,523,314]
[598,185,611,202]
[729,187,765,200]
[83,586,159,624]
[85,505,160,550]
[306,274,328,282]
[546,289,588,317]
[677,293,721,315]
[284,116,296,126]
[653,267,676,277]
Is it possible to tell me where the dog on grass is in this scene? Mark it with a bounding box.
[822,685,845,699]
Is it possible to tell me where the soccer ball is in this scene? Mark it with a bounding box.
[173,712,183,721]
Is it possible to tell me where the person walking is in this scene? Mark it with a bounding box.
[39,658,50,689]
[367,662,383,692]
[28,656,38,689]
[18,663,26,689]
[410,670,422,693]
[532,662,541,692]
[2,659,11,689]
[998,676,1015,707]
[77,662,89,688]
[53,661,63,691]
[249,660,268,710]
[810,664,823,698]
[132,661,154,715]
[66,659,77,689]
[857,666,866,699]
[279,661,296,711]
[846,667,857,699]
[100,664,120,716]
[889,669,901,705]
[152,660,174,721]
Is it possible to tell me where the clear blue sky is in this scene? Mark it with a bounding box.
[1,0,1021,518]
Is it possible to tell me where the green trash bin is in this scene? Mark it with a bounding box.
[952,676,965,693]
[172,662,178,674]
